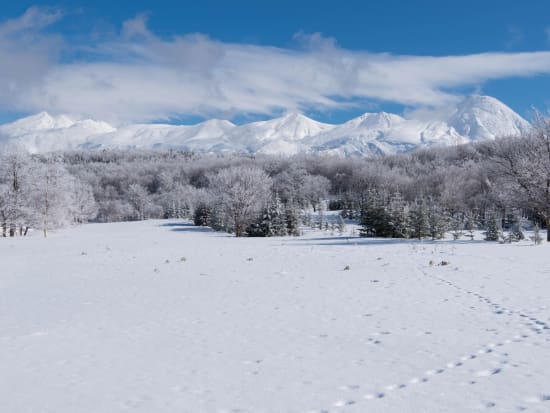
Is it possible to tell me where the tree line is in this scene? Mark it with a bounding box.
[1,115,549,240]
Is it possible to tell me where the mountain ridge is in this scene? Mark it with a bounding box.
[0,95,531,157]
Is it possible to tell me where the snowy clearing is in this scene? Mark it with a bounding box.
[2,220,550,412]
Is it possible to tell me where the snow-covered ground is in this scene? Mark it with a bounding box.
[1,220,550,412]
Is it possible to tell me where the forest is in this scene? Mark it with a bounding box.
[1,115,549,241]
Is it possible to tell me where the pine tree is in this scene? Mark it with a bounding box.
[269,195,287,236]
[484,214,500,241]
[388,191,409,238]
[359,190,388,237]
[193,203,212,226]
[425,199,448,240]
[409,199,430,240]
[284,202,300,236]
[246,206,270,237]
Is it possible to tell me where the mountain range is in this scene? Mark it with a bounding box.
[0,95,531,157]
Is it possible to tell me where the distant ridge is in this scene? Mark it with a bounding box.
[0,95,531,156]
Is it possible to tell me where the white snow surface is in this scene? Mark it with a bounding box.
[2,219,550,412]
[0,95,531,156]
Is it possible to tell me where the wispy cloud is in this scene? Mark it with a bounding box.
[2,9,550,123]
[505,25,524,49]
[0,7,63,113]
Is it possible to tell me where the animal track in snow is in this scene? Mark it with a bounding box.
[308,259,550,413]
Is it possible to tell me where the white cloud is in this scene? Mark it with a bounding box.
[0,7,63,113]
[2,8,550,123]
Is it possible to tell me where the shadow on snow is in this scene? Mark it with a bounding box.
[287,236,488,247]
[159,222,215,233]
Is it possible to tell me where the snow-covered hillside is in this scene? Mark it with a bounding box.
[2,220,550,412]
[0,95,531,156]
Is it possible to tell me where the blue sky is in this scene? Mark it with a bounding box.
[1,1,550,124]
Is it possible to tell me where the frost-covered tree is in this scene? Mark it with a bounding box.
[0,150,33,236]
[0,183,8,237]
[489,115,550,241]
[265,195,287,236]
[301,174,331,212]
[71,182,98,223]
[337,215,346,235]
[531,224,543,245]
[29,159,77,237]
[464,211,477,240]
[127,183,153,220]
[208,165,272,236]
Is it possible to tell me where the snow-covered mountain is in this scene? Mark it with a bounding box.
[0,96,531,157]
[445,95,530,141]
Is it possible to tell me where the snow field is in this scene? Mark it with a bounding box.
[1,220,550,412]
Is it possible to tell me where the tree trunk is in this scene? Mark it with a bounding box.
[547,218,550,242]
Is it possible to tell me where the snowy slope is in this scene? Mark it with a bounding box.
[0,112,115,152]
[87,119,237,151]
[0,95,531,156]
[2,219,550,412]
[226,113,335,155]
[446,95,531,141]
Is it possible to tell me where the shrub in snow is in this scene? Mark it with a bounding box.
[531,224,543,245]
[337,215,346,235]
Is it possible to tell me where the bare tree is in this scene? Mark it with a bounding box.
[0,149,32,236]
[71,182,98,223]
[208,165,272,236]
[301,174,331,211]
[489,114,550,240]
[29,158,76,237]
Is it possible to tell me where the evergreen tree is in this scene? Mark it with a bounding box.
[426,199,448,240]
[410,199,430,240]
[388,191,409,238]
[359,190,389,237]
[484,214,500,241]
[268,195,287,236]
[284,202,300,236]
[193,203,212,226]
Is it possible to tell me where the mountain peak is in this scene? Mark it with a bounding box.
[447,95,530,140]
[0,95,532,156]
